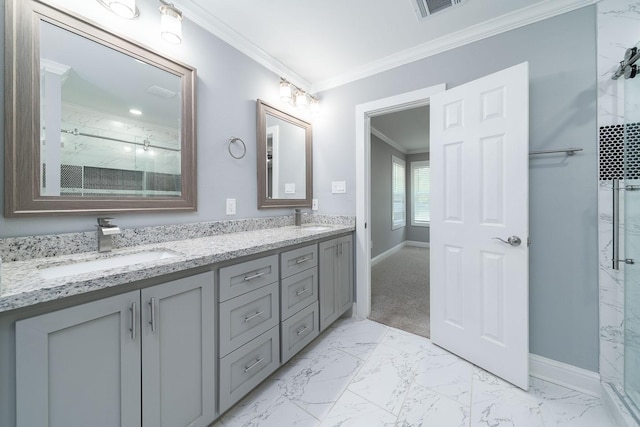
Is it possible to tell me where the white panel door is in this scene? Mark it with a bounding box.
[430,62,529,389]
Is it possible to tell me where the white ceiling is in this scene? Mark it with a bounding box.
[183,0,595,92]
[371,106,430,153]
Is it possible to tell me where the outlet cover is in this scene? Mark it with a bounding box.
[226,198,236,215]
[312,199,318,210]
[332,181,346,194]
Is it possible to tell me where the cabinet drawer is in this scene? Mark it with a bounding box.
[281,302,319,364]
[280,244,317,278]
[219,254,279,302]
[219,282,279,357]
[281,267,318,320]
[219,326,280,414]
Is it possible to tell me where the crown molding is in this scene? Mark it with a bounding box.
[312,0,598,92]
[180,0,596,94]
[179,0,312,90]
[370,127,407,154]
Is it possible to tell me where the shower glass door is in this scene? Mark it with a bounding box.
[624,41,640,410]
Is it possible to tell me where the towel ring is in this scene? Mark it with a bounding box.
[228,137,246,159]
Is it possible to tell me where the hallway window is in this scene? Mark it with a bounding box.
[392,155,406,229]
[411,161,430,226]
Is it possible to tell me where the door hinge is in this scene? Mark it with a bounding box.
[527,237,531,247]
[364,222,367,229]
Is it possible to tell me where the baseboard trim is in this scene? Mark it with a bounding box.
[371,242,405,267]
[529,354,601,397]
[371,240,430,266]
[406,241,430,248]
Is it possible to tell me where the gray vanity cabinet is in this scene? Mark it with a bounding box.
[15,271,216,427]
[280,244,319,363]
[140,273,216,427]
[16,291,141,427]
[218,256,281,414]
[319,235,354,332]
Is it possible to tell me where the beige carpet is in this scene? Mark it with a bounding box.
[369,246,430,338]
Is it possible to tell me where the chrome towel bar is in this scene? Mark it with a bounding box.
[529,148,583,156]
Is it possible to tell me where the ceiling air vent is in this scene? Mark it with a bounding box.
[412,0,465,20]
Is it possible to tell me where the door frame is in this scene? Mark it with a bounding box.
[354,84,446,319]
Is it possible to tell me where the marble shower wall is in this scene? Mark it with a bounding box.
[597,0,640,400]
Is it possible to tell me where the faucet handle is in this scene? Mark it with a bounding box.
[98,217,115,227]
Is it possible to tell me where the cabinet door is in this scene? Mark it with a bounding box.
[141,271,216,427]
[319,239,338,331]
[16,291,141,427]
[337,235,354,315]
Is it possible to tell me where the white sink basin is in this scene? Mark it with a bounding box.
[301,225,332,232]
[39,250,179,280]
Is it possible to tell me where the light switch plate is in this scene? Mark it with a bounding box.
[226,198,236,215]
[284,183,296,194]
[312,199,318,210]
[332,181,346,194]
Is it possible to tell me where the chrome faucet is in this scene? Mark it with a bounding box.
[294,208,309,226]
[97,217,121,252]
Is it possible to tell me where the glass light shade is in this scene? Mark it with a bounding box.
[160,5,183,44]
[309,98,320,113]
[97,0,138,19]
[280,81,292,103]
[295,91,308,108]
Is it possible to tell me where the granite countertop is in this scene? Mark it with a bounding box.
[0,224,354,313]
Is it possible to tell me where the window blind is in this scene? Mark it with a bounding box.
[392,156,406,229]
[411,161,430,226]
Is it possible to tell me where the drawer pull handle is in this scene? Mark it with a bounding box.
[244,272,265,281]
[244,357,265,373]
[295,257,311,264]
[244,311,264,322]
[296,288,310,296]
[296,325,309,336]
[149,297,157,333]
[130,302,137,340]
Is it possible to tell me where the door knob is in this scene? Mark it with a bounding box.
[493,236,522,246]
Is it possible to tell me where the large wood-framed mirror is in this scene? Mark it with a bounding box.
[4,0,197,217]
[256,100,312,209]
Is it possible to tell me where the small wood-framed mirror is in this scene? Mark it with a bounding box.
[256,100,312,209]
[4,0,197,217]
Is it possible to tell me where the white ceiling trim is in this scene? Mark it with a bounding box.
[407,148,429,155]
[179,0,596,95]
[370,126,407,154]
[312,0,598,92]
[179,0,312,90]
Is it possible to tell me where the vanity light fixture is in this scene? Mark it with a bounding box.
[97,0,139,19]
[295,90,308,109]
[159,0,183,44]
[309,97,320,114]
[280,80,292,103]
[129,108,142,115]
[279,78,320,112]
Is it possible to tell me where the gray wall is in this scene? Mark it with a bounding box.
[370,134,406,258]
[314,7,599,371]
[406,152,430,244]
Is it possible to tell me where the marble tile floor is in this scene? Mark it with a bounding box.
[214,317,616,427]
